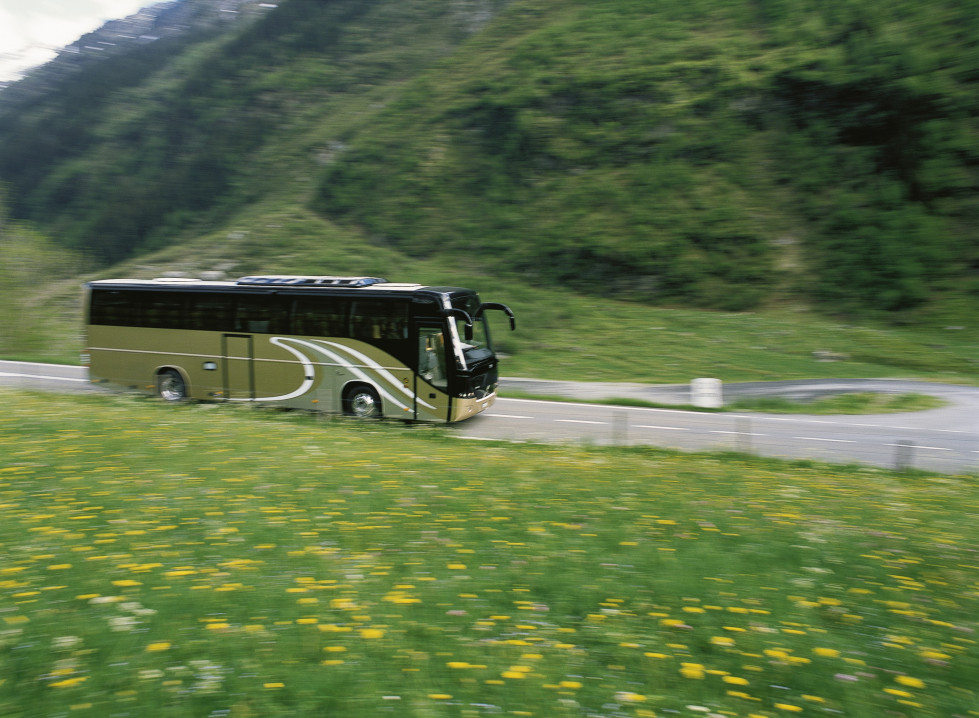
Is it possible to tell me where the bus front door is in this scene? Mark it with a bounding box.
[222,333,255,401]
[415,323,452,422]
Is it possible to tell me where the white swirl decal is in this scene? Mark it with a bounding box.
[228,337,436,413]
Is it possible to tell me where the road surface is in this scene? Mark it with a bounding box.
[2,361,976,473]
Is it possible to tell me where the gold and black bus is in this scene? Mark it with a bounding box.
[84,275,515,422]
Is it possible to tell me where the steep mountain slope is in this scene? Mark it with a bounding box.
[0,0,976,316]
[313,0,979,312]
[0,0,504,258]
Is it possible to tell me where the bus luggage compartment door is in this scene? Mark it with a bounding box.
[222,334,255,401]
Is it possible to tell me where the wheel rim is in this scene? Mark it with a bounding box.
[159,372,185,401]
[349,390,379,418]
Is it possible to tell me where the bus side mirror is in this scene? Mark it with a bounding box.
[476,302,516,331]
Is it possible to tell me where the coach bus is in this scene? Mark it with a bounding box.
[84,275,515,422]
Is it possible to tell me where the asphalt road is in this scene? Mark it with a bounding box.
[2,361,977,473]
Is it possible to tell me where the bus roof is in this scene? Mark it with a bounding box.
[86,276,476,298]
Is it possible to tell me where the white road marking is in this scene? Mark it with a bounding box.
[555,419,608,425]
[485,413,534,419]
[885,443,953,452]
[794,437,856,444]
[635,425,690,431]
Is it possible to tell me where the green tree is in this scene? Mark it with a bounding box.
[0,193,81,354]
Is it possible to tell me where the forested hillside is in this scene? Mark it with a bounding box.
[0,0,976,316]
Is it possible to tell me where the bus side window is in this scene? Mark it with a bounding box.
[351,300,407,342]
[292,297,349,337]
[143,292,185,329]
[234,295,289,334]
[188,295,234,332]
[90,290,136,326]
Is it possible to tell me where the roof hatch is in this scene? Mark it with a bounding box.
[236,275,388,287]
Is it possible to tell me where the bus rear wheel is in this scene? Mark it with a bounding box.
[343,384,382,419]
[158,369,187,402]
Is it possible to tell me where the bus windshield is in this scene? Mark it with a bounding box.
[450,296,493,365]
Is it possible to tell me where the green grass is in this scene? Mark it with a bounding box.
[502,391,948,415]
[2,389,977,717]
[727,393,948,415]
[4,204,978,385]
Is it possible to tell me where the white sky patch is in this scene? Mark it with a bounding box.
[0,0,158,82]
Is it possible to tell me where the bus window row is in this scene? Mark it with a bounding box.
[90,290,410,341]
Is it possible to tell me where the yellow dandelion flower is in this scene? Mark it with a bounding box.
[360,628,385,639]
[319,624,352,633]
[264,683,284,689]
[615,691,646,703]
[145,641,171,652]
[895,675,925,689]
[711,636,736,647]
[813,647,841,658]
[50,677,88,688]
[723,676,749,686]
[428,694,452,700]
[680,663,705,680]
[885,688,913,698]
[559,681,582,689]
[775,703,803,712]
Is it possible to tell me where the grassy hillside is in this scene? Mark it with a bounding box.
[313,0,979,313]
[3,205,977,385]
[0,0,976,320]
[1,389,977,717]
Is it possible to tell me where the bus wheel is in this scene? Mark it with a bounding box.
[158,369,187,402]
[343,384,381,418]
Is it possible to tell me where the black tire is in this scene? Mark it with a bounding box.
[157,369,187,402]
[343,384,382,418]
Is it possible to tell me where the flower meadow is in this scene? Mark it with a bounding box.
[1,390,977,718]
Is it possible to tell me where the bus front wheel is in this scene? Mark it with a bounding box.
[158,369,187,402]
[343,384,382,419]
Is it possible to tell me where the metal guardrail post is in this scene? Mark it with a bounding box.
[736,417,753,454]
[894,440,914,470]
[612,410,628,446]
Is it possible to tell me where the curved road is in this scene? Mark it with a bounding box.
[2,361,977,474]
